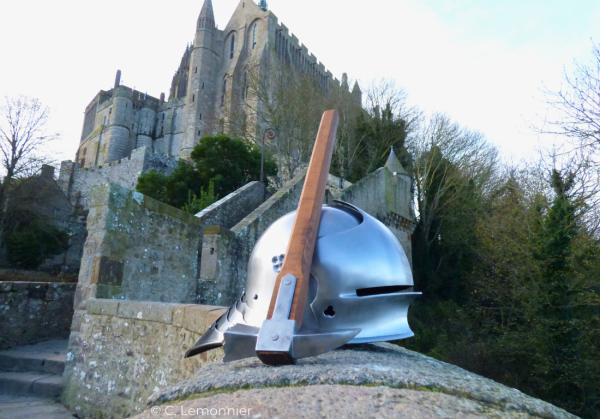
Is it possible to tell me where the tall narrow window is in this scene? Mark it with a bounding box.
[229,34,235,59]
[252,23,257,49]
[242,71,248,100]
[221,78,227,106]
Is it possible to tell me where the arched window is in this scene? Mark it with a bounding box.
[221,78,227,106]
[252,22,258,49]
[229,33,235,59]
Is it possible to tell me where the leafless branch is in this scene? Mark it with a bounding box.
[0,95,58,183]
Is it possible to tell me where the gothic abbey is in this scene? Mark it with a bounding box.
[74,0,361,169]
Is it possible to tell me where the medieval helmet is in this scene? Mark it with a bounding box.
[186,200,420,358]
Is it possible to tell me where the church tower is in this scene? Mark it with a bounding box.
[182,0,219,158]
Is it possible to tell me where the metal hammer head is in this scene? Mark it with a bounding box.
[223,323,360,364]
[223,275,360,364]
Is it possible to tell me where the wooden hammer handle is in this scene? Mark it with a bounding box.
[266,110,339,326]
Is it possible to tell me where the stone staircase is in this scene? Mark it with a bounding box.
[0,339,74,418]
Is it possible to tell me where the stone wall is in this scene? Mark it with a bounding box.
[67,182,206,381]
[62,298,224,418]
[75,183,203,306]
[0,281,75,349]
[59,146,177,211]
[194,181,266,229]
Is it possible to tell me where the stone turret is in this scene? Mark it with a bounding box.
[104,75,134,162]
[341,73,349,92]
[385,146,408,176]
[182,0,219,159]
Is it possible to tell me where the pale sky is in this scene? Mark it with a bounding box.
[1,0,598,164]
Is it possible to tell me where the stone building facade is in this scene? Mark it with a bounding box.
[72,0,361,170]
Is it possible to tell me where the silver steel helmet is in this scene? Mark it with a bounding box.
[186,200,420,358]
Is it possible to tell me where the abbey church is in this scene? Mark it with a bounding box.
[74,0,361,169]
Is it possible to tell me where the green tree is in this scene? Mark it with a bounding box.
[136,161,202,210]
[407,161,600,417]
[137,135,276,213]
[6,217,68,269]
[461,174,547,392]
[409,114,497,300]
[191,134,276,197]
[182,179,216,214]
[2,173,69,270]
[534,169,583,412]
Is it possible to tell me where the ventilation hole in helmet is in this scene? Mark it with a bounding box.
[253,294,259,300]
[323,305,336,318]
[355,285,412,297]
[226,306,235,321]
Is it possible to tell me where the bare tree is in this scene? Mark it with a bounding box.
[0,96,57,182]
[408,113,498,255]
[0,96,57,220]
[357,80,419,174]
[545,43,600,152]
[537,147,600,234]
[245,64,329,184]
[542,44,600,233]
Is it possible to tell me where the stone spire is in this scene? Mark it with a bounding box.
[197,0,215,30]
[385,147,408,175]
[114,69,122,89]
[259,0,268,11]
[352,81,362,105]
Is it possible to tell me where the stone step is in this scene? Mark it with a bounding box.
[0,339,67,375]
[0,351,65,375]
[0,394,74,419]
[0,371,64,398]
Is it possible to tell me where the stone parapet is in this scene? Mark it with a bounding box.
[58,146,177,211]
[195,181,266,229]
[62,299,225,418]
[75,183,203,307]
[142,343,574,419]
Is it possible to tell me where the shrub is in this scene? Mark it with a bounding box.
[6,220,69,269]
